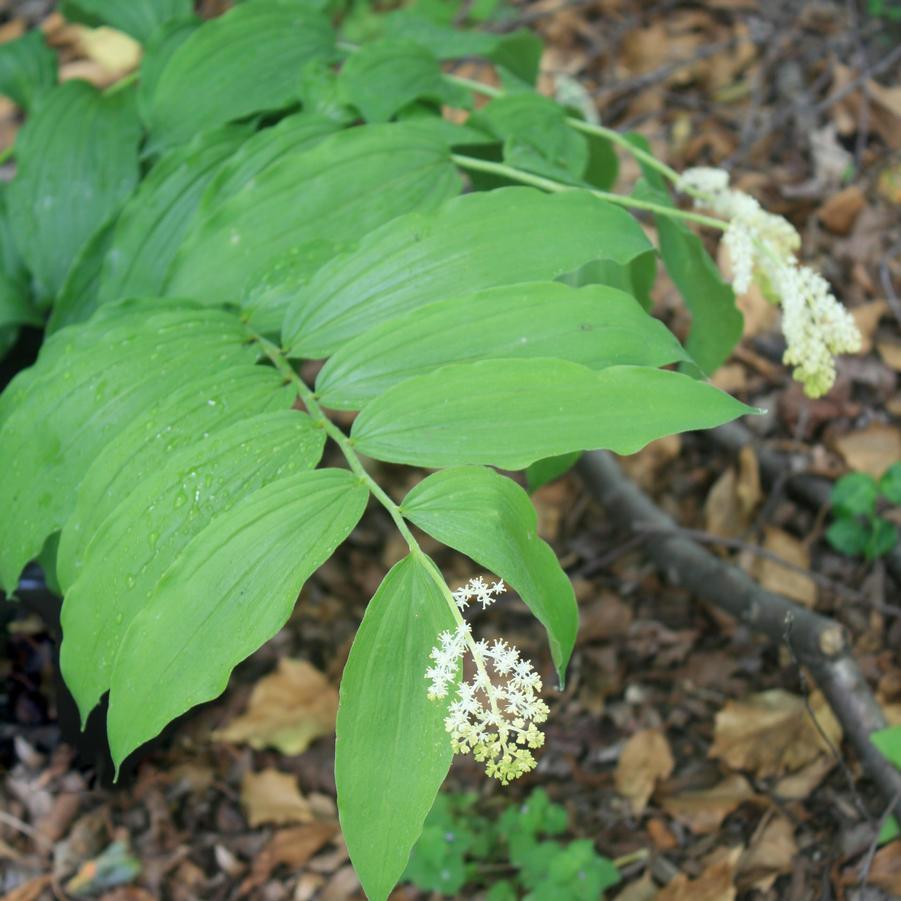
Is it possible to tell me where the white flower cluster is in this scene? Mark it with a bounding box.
[452,575,505,611]
[677,167,861,397]
[426,578,549,785]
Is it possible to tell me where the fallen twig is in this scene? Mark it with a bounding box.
[706,422,901,584]
[577,450,901,821]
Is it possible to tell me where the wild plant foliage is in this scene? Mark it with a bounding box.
[0,1,858,897]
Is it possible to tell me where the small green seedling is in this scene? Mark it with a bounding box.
[403,788,620,899]
[826,463,901,561]
[870,725,901,844]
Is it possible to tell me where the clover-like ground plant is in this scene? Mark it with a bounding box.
[0,1,861,897]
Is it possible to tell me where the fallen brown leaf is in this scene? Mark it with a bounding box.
[877,339,901,372]
[239,822,338,895]
[818,185,866,235]
[704,446,761,539]
[661,774,757,834]
[773,755,835,800]
[852,300,889,355]
[655,848,740,901]
[867,840,901,895]
[240,769,314,828]
[709,689,841,778]
[835,422,901,479]
[752,527,816,608]
[738,815,797,891]
[615,729,675,815]
[215,658,338,755]
[0,876,52,901]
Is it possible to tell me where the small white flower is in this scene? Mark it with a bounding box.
[679,166,860,397]
[425,573,547,785]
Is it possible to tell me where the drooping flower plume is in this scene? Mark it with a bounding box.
[426,577,549,785]
[677,166,861,398]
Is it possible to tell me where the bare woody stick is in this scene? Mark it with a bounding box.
[577,449,901,822]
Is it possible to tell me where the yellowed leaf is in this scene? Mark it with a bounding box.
[71,26,141,74]
[240,769,313,828]
[738,816,797,891]
[709,689,841,778]
[655,849,740,901]
[615,729,675,815]
[214,658,338,755]
[754,527,816,608]
[661,774,757,834]
[836,422,901,479]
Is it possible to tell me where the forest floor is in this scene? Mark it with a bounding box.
[2,1,901,899]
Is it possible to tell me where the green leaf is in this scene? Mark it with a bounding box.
[865,517,898,561]
[7,81,141,301]
[561,250,657,313]
[384,11,542,84]
[57,365,295,589]
[831,472,879,517]
[582,127,618,192]
[872,725,901,769]
[339,38,468,123]
[167,124,460,322]
[526,453,582,493]
[879,462,901,505]
[353,359,756,470]
[144,2,335,148]
[336,554,457,901]
[403,466,578,686]
[0,273,40,333]
[0,29,57,111]
[61,407,326,721]
[197,113,340,212]
[46,220,116,334]
[60,0,193,43]
[630,135,742,376]
[825,517,868,557]
[284,187,653,358]
[317,282,688,410]
[97,126,251,305]
[0,303,252,593]
[137,17,200,126]
[106,467,367,766]
[471,93,588,182]
[880,816,900,845]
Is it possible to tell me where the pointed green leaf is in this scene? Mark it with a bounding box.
[629,134,743,376]
[284,188,652,358]
[137,17,200,126]
[402,467,578,685]
[0,304,252,592]
[167,124,460,319]
[46,220,116,333]
[336,555,457,901]
[316,282,690,410]
[98,126,251,305]
[144,2,335,148]
[7,81,141,301]
[106,467,367,765]
[60,0,193,43]
[0,29,56,111]
[353,359,757,470]
[526,452,582,493]
[57,365,295,589]
[61,408,326,719]
[338,39,469,123]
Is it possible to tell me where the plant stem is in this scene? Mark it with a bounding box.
[249,331,500,698]
[449,153,728,230]
[443,73,682,186]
